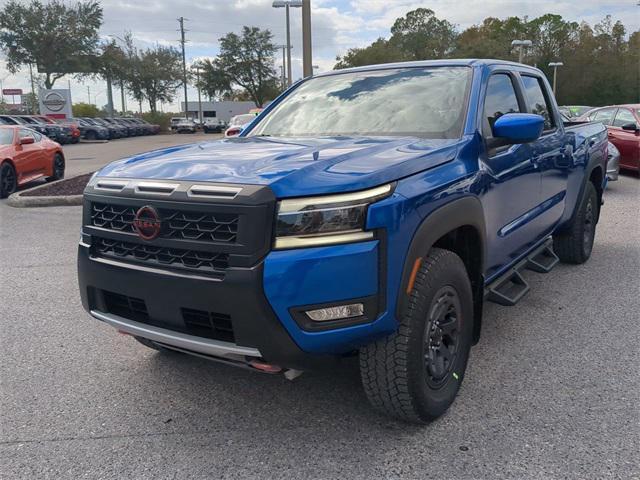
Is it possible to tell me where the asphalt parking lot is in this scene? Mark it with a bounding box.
[1,165,638,478]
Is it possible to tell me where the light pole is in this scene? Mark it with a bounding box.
[275,44,287,89]
[273,0,302,86]
[511,39,532,63]
[108,34,128,114]
[548,62,564,96]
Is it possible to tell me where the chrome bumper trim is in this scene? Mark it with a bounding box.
[90,310,262,359]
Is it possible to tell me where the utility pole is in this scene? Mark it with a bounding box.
[28,63,37,114]
[120,79,126,114]
[511,39,532,64]
[195,65,202,124]
[87,85,91,104]
[178,17,189,118]
[302,0,313,78]
[106,75,114,116]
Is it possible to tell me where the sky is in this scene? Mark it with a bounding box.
[1,0,638,112]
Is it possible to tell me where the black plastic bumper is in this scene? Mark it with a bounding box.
[78,244,339,370]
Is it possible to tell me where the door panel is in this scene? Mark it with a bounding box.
[610,109,640,170]
[479,72,543,279]
[14,130,44,183]
[520,74,569,234]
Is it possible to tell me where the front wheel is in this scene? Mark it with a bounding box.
[553,181,598,264]
[360,248,474,423]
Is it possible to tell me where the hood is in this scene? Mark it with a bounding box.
[97,136,464,197]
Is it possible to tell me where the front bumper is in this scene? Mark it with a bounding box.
[78,239,382,369]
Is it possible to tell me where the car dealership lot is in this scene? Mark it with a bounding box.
[0,174,638,479]
[62,132,218,177]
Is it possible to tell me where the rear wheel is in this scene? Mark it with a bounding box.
[359,248,474,423]
[47,153,65,182]
[0,162,17,199]
[553,181,598,264]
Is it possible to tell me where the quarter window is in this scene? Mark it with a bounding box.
[521,75,555,130]
[483,74,521,138]
[612,109,637,128]
[591,109,616,125]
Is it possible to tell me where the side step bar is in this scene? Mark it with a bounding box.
[485,238,559,306]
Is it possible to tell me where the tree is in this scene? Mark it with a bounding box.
[389,8,457,60]
[135,46,183,112]
[72,102,100,117]
[193,58,232,101]
[334,38,404,69]
[0,0,103,89]
[216,27,279,107]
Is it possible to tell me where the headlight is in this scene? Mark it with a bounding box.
[274,184,393,249]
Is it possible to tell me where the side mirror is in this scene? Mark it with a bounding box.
[19,136,35,145]
[621,123,640,132]
[492,113,545,145]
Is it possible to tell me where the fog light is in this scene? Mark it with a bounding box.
[305,303,364,322]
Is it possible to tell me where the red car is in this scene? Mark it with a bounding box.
[0,125,65,198]
[580,104,640,172]
[36,115,82,144]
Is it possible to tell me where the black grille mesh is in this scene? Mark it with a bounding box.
[94,237,229,273]
[91,202,239,243]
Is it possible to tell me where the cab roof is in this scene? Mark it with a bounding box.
[315,59,543,77]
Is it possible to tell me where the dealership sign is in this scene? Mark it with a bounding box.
[2,88,23,96]
[39,89,73,118]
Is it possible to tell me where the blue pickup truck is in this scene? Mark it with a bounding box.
[78,59,607,423]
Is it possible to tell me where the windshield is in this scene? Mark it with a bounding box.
[0,129,13,145]
[250,67,471,138]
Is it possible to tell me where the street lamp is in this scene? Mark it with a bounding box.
[548,62,564,96]
[272,0,302,86]
[511,39,532,63]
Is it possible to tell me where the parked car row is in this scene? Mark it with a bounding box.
[0,114,79,145]
[74,117,161,141]
[169,117,228,134]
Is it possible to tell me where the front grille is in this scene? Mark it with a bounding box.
[94,237,229,274]
[100,290,235,343]
[182,308,235,343]
[91,202,239,244]
[103,291,149,322]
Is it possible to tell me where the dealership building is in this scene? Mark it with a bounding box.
[180,101,257,122]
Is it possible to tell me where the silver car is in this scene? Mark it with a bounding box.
[607,141,620,182]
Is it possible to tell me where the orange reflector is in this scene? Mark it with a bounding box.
[406,257,423,294]
[249,361,282,374]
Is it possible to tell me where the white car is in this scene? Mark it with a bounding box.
[175,119,197,134]
[224,113,257,138]
[170,117,187,131]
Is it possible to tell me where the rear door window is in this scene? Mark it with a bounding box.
[521,75,555,131]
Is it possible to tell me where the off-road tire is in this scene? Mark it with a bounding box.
[360,248,474,423]
[553,181,598,264]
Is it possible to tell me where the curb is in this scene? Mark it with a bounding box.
[7,177,84,208]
